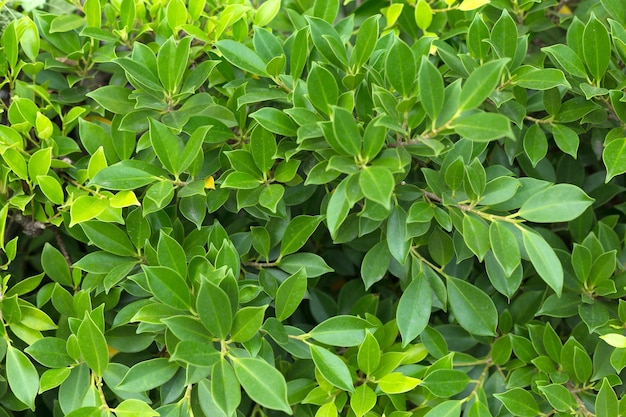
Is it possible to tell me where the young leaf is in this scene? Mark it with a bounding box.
[397,272,431,347]
[357,331,380,375]
[232,357,291,414]
[446,276,497,336]
[275,268,307,321]
[350,384,376,417]
[552,124,579,158]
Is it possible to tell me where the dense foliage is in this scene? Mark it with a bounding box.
[1,0,626,415]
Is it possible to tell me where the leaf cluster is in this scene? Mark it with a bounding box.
[0,0,625,416]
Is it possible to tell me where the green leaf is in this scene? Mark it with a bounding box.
[278,253,333,277]
[250,108,297,137]
[462,214,490,261]
[397,272,431,347]
[157,231,187,277]
[230,305,267,343]
[515,68,571,90]
[232,357,291,414]
[490,9,517,60]
[169,340,220,367]
[518,183,594,222]
[603,137,626,182]
[421,369,470,398]
[385,38,416,97]
[552,124,579,158]
[596,378,619,417]
[313,0,339,23]
[361,241,391,290]
[216,39,268,77]
[211,359,241,416]
[280,215,324,257]
[40,367,71,393]
[489,221,520,277]
[331,105,361,156]
[454,112,512,142]
[6,346,39,410]
[446,276,497,336]
[357,331,380,375]
[149,119,183,175]
[254,0,280,26]
[583,14,611,81]
[77,313,109,376]
[523,124,548,167]
[541,44,588,78]
[86,86,134,114]
[522,229,563,296]
[458,59,509,111]
[142,266,191,310]
[42,243,72,286]
[197,279,232,339]
[350,15,379,70]
[310,345,354,392]
[359,166,395,210]
[537,384,576,412]
[81,221,136,257]
[28,147,51,181]
[494,388,540,417]
[115,399,158,417]
[467,14,490,60]
[91,165,158,190]
[157,37,190,95]
[307,63,338,115]
[275,268,308,321]
[116,358,178,392]
[419,57,444,121]
[25,337,73,368]
[250,126,276,174]
[309,315,373,347]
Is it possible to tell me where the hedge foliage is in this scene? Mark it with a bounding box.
[1,0,626,415]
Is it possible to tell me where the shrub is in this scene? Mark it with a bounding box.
[0,0,625,415]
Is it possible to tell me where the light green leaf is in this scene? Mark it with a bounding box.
[514,68,570,90]
[230,305,267,343]
[69,195,108,227]
[421,369,470,398]
[596,378,618,417]
[489,221,520,277]
[453,112,512,142]
[423,400,462,417]
[357,331,380,375]
[552,124,579,158]
[541,44,588,78]
[350,383,376,417]
[378,372,421,394]
[211,359,241,416]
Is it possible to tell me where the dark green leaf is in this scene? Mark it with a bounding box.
[447,276,497,336]
[397,272,431,347]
